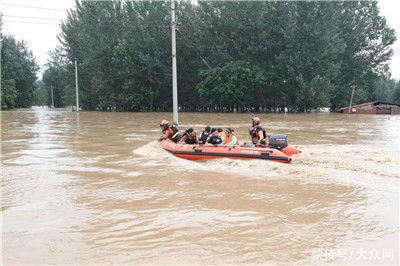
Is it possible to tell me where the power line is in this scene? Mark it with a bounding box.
[79,52,114,66]
[3,20,60,25]
[3,14,63,21]
[99,55,173,84]
[177,28,211,69]
[0,2,67,12]
[60,45,125,67]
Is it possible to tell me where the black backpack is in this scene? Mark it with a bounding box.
[169,125,181,143]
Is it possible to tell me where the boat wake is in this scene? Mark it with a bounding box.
[133,141,175,161]
[133,141,399,190]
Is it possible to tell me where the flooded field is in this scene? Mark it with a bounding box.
[1,108,399,264]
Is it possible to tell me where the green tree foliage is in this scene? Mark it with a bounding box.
[32,80,48,106]
[41,48,73,107]
[393,81,400,103]
[360,75,399,103]
[198,61,271,112]
[1,79,17,110]
[52,0,396,112]
[1,35,39,109]
[330,1,397,109]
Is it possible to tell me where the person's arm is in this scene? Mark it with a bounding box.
[260,129,268,144]
[160,129,171,140]
[256,130,263,139]
[256,130,264,143]
[180,134,188,143]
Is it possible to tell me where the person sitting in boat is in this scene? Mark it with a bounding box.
[207,128,223,145]
[181,128,198,145]
[159,120,181,142]
[224,128,238,145]
[217,128,225,142]
[198,126,211,145]
[249,117,267,145]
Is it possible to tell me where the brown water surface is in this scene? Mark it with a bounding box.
[1,108,399,264]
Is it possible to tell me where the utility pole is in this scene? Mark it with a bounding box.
[74,58,79,111]
[0,12,3,104]
[50,85,54,108]
[171,0,178,124]
[348,85,355,114]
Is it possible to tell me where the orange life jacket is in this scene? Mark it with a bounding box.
[224,133,238,145]
[163,128,173,139]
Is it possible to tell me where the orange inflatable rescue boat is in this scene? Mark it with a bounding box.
[243,135,301,156]
[161,140,292,163]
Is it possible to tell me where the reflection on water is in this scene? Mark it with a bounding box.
[1,108,399,264]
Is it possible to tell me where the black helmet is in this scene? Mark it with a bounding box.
[211,128,217,133]
[226,128,234,133]
[217,128,223,132]
[186,128,194,133]
[205,126,211,132]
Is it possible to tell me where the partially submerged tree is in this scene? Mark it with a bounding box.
[49,0,396,112]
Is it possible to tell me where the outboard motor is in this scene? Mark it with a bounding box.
[269,134,288,150]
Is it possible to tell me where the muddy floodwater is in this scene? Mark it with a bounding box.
[1,108,399,264]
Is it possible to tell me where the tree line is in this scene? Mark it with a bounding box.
[2,0,400,111]
[1,28,39,110]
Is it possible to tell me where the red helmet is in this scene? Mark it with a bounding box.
[160,120,169,127]
[252,117,261,125]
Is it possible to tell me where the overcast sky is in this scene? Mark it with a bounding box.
[1,0,399,79]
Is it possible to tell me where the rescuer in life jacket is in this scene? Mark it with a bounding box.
[207,128,223,145]
[198,126,211,145]
[224,128,238,145]
[249,117,268,145]
[159,120,181,142]
[181,128,198,145]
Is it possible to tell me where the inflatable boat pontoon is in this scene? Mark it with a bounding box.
[161,140,293,163]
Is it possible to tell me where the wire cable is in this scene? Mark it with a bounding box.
[3,15,63,21]
[0,2,67,12]
[99,55,173,83]
[177,28,212,70]
[3,20,60,25]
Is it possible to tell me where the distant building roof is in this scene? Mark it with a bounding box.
[340,101,400,110]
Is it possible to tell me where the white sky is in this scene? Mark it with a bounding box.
[1,0,399,79]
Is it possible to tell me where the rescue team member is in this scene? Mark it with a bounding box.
[198,126,211,145]
[207,128,223,145]
[181,128,198,144]
[249,117,267,145]
[159,120,181,142]
[224,128,238,145]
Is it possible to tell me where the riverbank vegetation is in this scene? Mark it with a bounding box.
[2,1,400,112]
